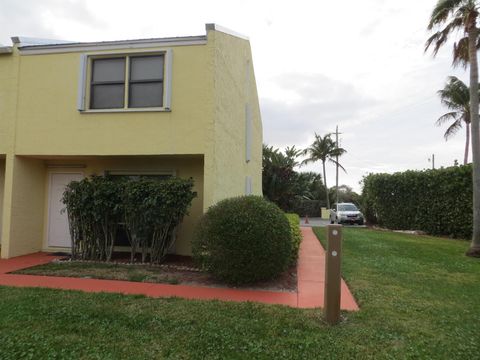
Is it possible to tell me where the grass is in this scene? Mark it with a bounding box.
[0,228,479,359]
[14,261,181,285]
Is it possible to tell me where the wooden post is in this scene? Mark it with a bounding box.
[324,224,342,325]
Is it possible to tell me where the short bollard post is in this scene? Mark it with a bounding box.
[324,224,342,325]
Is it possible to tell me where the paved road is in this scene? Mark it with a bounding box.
[300,217,330,227]
[300,217,366,228]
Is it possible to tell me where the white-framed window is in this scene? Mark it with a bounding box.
[77,50,173,112]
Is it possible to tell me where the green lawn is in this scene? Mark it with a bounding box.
[0,228,479,359]
[14,261,182,285]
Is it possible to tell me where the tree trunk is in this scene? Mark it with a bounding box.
[323,160,330,210]
[464,122,470,165]
[466,25,480,257]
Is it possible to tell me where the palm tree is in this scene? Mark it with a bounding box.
[436,76,477,164]
[262,144,301,210]
[302,133,346,209]
[426,0,480,257]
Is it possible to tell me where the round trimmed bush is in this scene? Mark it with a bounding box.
[192,196,292,285]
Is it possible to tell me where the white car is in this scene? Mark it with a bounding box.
[330,203,364,225]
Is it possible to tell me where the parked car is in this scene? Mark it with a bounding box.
[329,203,364,225]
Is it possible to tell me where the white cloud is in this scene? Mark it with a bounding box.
[0,0,473,192]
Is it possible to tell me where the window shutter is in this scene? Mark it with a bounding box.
[164,49,173,109]
[77,54,87,111]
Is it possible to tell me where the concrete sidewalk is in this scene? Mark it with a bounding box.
[0,228,359,311]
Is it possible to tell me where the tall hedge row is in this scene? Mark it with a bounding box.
[362,165,472,239]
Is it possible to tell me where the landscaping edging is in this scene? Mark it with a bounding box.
[0,228,359,310]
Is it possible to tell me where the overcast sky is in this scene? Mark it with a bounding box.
[0,0,469,192]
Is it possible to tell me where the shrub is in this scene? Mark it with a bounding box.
[192,196,292,285]
[122,178,197,263]
[63,176,197,263]
[361,165,472,239]
[285,213,302,265]
[290,198,324,217]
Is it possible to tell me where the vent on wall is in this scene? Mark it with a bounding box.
[245,104,252,163]
[245,176,252,195]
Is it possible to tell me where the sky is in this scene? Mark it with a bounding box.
[0,0,470,192]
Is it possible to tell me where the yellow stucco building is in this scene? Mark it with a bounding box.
[0,24,263,259]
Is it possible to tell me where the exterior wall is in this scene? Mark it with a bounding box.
[0,158,5,245]
[40,156,203,256]
[1,156,46,258]
[0,155,202,258]
[207,30,263,203]
[13,45,214,156]
[0,26,262,258]
[0,53,18,155]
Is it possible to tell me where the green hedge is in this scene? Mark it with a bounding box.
[285,213,302,265]
[192,196,292,285]
[290,199,324,217]
[63,176,196,263]
[362,165,472,239]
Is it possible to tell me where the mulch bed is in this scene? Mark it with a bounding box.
[16,253,297,292]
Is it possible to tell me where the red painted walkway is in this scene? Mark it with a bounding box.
[0,227,358,310]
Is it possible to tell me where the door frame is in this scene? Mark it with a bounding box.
[45,171,84,249]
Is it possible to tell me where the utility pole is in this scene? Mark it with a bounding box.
[428,154,435,169]
[335,125,339,206]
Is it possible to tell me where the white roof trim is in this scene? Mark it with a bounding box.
[0,46,13,54]
[17,36,207,55]
[11,36,75,46]
[205,23,249,40]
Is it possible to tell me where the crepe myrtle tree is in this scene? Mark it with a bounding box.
[426,0,480,257]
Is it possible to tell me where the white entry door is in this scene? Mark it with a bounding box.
[47,173,83,248]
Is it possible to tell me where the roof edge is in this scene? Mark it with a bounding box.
[12,36,75,46]
[10,23,249,55]
[0,46,13,54]
[205,24,249,40]
[17,35,207,51]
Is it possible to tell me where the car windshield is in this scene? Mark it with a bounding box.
[338,204,358,211]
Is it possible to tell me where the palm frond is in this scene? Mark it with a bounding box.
[428,0,465,30]
[455,2,479,30]
[437,76,470,111]
[425,29,451,55]
[328,158,347,174]
[452,36,470,67]
[436,111,461,126]
[425,0,478,58]
[444,118,463,139]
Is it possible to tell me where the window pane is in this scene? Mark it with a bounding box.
[91,84,125,109]
[130,56,164,81]
[129,82,163,108]
[92,58,125,82]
